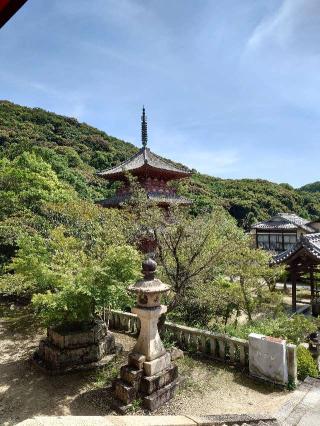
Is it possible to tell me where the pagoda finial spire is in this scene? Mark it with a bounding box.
[141,106,148,148]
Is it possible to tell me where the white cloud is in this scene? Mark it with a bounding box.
[178,148,240,176]
[247,0,320,53]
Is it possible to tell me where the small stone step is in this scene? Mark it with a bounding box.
[142,378,179,411]
[140,364,178,395]
[113,379,137,404]
[120,364,143,389]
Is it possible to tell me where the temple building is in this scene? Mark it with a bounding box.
[251,213,320,253]
[97,108,192,208]
[272,233,320,316]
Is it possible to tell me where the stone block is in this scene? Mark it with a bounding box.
[249,333,288,385]
[103,332,116,354]
[94,322,108,342]
[143,352,171,376]
[170,347,184,361]
[142,378,179,411]
[120,365,144,389]
[114,379,137,404]
[37,329,115,371]
[47,321,107,349]
[108,416,196,425]
[128,352,146,370]
[47,328,65,349]
[140,364,178,395]
[64,330,95,348]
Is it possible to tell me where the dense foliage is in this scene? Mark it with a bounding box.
[0,225,140,326]
[0,100,318,356]
[300,181,320,194]
[180,175,320,228]
[223,314,320,345]
[297,345,318,380]
[1,101,320,232]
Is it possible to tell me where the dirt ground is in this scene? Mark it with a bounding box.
[0,303,291,426]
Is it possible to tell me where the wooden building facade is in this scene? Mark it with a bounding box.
[272,233,320,316]
[251,213,320,253]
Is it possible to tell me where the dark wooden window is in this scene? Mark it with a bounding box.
[283,234,297,251]
[257,234,269,249]
[257,232,297,252]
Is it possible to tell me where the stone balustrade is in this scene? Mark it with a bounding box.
[109,310,140,334]
[109,310,298,385]
[109,310,249,366]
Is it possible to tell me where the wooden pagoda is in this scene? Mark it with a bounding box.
[97,108,192,208]
[272,233,320,316]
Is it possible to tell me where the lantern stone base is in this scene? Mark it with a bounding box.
[33,321,122,374]
[113,352,179,412]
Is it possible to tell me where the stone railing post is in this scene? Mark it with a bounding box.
[287,343,297,385]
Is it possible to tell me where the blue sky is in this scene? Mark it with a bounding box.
[1,0,320,187]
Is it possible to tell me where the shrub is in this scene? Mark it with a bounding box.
[224,314,320,345]
[4,226,141,327]
[297,345,318,381]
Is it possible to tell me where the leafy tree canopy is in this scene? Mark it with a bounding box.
[1,100,320,227]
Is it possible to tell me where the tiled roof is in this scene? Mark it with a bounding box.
[98,192,192,207]
[97,147,190,179]
[252,213,315,233]
[253,222,298,231]
[272,233,320,264]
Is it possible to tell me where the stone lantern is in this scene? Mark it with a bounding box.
[113,258,179,412]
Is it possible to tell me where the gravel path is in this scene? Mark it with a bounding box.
[0,304,291,425]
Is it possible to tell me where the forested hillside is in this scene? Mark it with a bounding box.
[300,182,320,194]
[1,100,320,230]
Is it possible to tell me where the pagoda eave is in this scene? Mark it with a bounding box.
[98,164,190,182]
[97,192,192,208]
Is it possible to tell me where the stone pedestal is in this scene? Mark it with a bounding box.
[131,305,167,361]
[112,258,179,412]
[113,352,178,412]
[33,320,122,374]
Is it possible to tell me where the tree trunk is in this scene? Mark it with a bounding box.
[239,276,252,322]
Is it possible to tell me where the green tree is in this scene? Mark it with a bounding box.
[1,227,141,326]
[0,152,75,219]
[226,241,284,321]
[154,207,245,313]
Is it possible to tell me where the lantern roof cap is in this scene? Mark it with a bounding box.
[128,258,170,294]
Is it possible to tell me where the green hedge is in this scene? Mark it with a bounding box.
[297,346,318,381]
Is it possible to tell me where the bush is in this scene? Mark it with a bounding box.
[4,226,141,327]
[168,298,216,328]
[224,314,320,345]
[297,345,318,381]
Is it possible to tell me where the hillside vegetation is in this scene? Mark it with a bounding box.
[1,100,320,230]
[2,101,320,351]
[300,181,320,194]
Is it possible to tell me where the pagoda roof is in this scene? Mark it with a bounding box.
[98,191,192,208]
[271,233,320,265]
[97,147,191,181]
